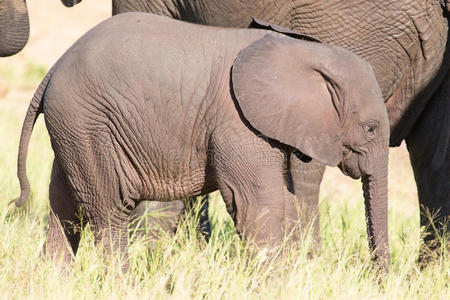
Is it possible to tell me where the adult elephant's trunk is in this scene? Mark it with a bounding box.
[361,147,390,272]
[0,0,29,57]
[60,0,82,8]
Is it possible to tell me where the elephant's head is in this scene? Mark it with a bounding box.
[232,34,390,271]
[0,0,29,57]
[60,0,82,7]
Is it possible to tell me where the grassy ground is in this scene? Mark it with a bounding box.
[0,60,449,299]
[0,1,449,298]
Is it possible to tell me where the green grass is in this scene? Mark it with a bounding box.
[0,66,448,299]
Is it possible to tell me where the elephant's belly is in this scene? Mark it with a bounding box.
[161,168,217,201]
[138,153,218,202]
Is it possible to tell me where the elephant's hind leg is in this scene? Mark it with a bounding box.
[45,159,83,267]
[90,211,130,271]
[78,151,134,272]
[81,178,132,272]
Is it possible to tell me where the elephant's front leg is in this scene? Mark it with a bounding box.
[215,144,298,253]
[406,74,450,261]
[289,152,326,254]
[218,182,297,253]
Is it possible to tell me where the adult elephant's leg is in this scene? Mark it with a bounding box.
[406,74,450,260]
[289,152,326,253]
[198,196,211,241]
[184,195,211,241]
[44,159,82,266]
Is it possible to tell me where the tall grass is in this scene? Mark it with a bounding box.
[0,65,448,299]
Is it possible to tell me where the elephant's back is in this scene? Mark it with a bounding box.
[42,13,269,141]
[66,12,229,65]
[44,12,267,125]
[49,13,230,101]
[57,12,267,73]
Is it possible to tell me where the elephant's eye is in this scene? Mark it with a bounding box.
[364,122,377,139]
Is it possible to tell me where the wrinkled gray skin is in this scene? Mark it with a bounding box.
[16,14,390,271]
[63,0,450,255]
[0,0,29,57]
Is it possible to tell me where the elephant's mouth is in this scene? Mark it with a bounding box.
[338,150,361,179]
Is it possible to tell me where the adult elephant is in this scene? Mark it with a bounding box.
[0,0,30,57]
[63,0,450,255]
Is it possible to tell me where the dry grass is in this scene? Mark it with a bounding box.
[0,97,448,298]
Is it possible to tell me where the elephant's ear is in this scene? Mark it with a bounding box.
[232,34,343,166]
[248,17,322,43]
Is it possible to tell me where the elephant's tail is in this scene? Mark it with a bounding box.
[14,68,54,207]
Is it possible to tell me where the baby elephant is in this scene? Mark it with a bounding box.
[16,13,390,271]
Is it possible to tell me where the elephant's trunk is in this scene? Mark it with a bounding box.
[0,0,30,57]
[361,148,390,272]
[60,0,82,8]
